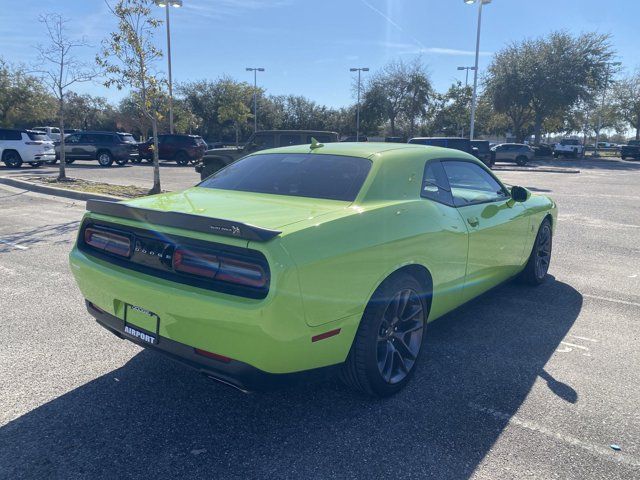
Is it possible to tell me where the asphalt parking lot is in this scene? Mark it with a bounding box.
[1,158,639,479]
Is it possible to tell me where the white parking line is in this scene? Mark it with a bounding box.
[560,341,589,351]
[583,294,640,308]
[0,239,28,250]
[468,402,640,468]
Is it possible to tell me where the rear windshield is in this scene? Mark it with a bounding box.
[27,131,50,141]
[118,134,136,143]
[199,153,372,202]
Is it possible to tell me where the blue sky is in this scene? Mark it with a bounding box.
[1,0,638,107]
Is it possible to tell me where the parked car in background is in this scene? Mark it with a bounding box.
[32,126,62,141]
[55,131,139,167]
[0,128,55,168]
[341,135,368,142]
[385,136,405,143]
[620,140,640,160]
[64,129,82,137]
[196,130,339,179]
[471,140,493,167]
[597,142,617,149]
[408,137,493,168]
[206,140,225,149]
[138,134,207,165]
[491,143,534,166]
[554,138,584,158]
[533,143,554,157]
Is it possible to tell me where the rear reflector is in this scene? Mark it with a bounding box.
[84,227,131,257]
[311,328,341,343]
[194,348,232,363]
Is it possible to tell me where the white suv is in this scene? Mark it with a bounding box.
[32,126,61,141]
[0,129,56,168]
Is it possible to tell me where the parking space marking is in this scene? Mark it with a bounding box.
[583,294,640,308]
[468,402,640,468]
[560,341,589,351]
[0,239,28,250]
[569,335,598,343]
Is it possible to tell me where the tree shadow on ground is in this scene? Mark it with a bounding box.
[0,221,80,252]
[0,277,582,479]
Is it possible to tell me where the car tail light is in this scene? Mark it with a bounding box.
[216,257,267,288]
[173,247,267,288]
[84,227,131,257]
[173,248,219,278]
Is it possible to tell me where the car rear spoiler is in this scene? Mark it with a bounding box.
[85,199,281,242]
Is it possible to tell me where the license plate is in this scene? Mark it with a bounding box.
[123,304,159,345]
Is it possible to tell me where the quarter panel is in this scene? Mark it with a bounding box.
[282,200,469,327]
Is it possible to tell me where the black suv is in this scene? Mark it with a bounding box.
[55,131,139,167]
[620,140,640,160]
[409,137,492,167]
[138,134,207,165]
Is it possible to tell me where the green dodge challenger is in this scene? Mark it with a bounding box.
[70,142,556,396]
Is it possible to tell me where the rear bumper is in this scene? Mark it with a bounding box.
[86,300,338,392]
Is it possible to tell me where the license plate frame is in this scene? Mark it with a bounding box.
[123,303,159,345]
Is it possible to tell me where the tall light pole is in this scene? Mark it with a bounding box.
[350,67,369,142]
[594,61,621,157]
[464,0,491,141]
[246,67,265,133]
[154,0,182,134]
[457,66,476,88]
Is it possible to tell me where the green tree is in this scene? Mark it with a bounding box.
[217,78,252,146]
[429,82,472,136]
[613,72,640,140]
[362,59,433,137]
[486,32,615,143]
[98,0,165,194]
[64,92,115,131]
[0,59,55,128]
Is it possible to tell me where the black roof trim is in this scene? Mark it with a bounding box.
[86,199,281,242]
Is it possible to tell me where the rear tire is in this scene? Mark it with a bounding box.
[519,218,552,285]
[46,158,58,165]
[65,159,75,164]
[30,162,43,168]
[97,151,113,167]
[340,273,428,397]
[115,159,128,166]
[175,151,190,166]
[515,155,528,166]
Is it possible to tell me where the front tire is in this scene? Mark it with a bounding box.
[516,155,528,166]
[115,159,128,166]
[519,218,553,285]
[2,151,23,168]
[340,273,427,397]
[30,162,43,168]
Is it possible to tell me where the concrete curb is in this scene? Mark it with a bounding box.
[0,176,123,202]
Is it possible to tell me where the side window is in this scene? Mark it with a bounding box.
[421,161,454,206]
[442,160,508,207]
[80,134,94,143]
[67,134,81,143]
[6,130,22,141]
[279,134,300,147]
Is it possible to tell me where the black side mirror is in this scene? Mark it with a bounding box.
[511,185,530,202]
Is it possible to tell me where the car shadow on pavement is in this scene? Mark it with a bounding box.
[0,278,582,479]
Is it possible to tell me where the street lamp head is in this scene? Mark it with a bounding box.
[258,68,265,72]
[464,0,491,4]
[155,0,183,7]
[362,68,370,72]
[457,66,465,70]
[350,68,370,72]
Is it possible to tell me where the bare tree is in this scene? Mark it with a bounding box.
[34,14,96,181]
[97,0,165,194]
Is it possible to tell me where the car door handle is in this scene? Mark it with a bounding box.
[467,216,479,227]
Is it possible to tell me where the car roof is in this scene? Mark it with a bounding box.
[254,130,338,135]
[409,137,468,141]
[252,141,476,163]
